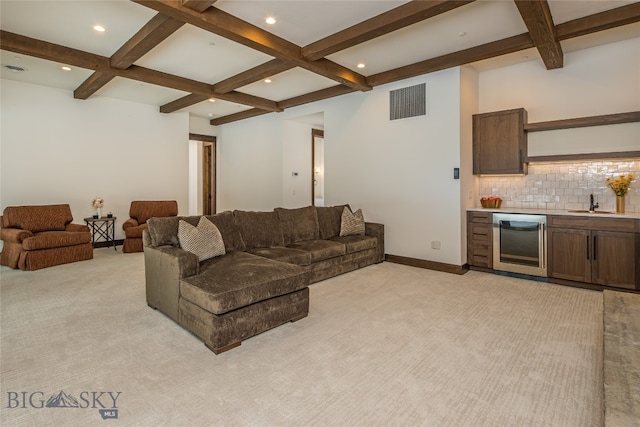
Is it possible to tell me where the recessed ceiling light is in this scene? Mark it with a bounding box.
[208,113,214,117]
[357,63,365,69]
[264,78,272,83]
[265,17,276,25]
[61,66,72,71]
[93,25,106,32]
[458,31,467,37]
[209,98,216,102]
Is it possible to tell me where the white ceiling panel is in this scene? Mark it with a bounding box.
[237,67,338,101]
[1,50,94,90]
[548,0,637,24]
[134,25,273,85]
[0,0,156,57]
[214,0,408,47]
[183,98,253,121]
[328,1,528,76]
[93,77,188,106]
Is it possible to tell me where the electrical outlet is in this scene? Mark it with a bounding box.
[431,241,441,250]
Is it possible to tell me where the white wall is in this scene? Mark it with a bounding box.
[0,79,189,240]
[216,114,283,212]
[216,69,468,265]
[282,120,314,208]
[479,38,640,156]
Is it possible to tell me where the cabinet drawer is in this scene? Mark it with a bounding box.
[470,224,491,239]
[548,215,638,232]
[468,211,492,224]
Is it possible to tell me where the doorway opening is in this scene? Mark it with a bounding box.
[312,129,324,206]
[189,133,216,215]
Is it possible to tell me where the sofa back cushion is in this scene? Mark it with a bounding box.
[129,200,178,225]
[147,211,246,252]
[316,205,349,239]
[205,211,246,252]
[233,210,284,250]
[2,204,73,232]
[275,206,320,245]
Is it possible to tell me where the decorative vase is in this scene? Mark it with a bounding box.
[96,207,102,218]
[616,196,625,214]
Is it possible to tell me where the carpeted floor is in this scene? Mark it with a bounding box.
[1,248,603,426]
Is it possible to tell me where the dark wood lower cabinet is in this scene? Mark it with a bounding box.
[548,228,591,283]
[467,211,493,269]
[548,216,639,290]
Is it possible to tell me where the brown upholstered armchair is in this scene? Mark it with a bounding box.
[0,204,93,271]
[122,201,178,253]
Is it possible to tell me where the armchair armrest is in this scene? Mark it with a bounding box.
[144,245,199,323]
[65,223,90,233]
[0,227,34,244]
[122,218,139,230]
[365,222,385,263]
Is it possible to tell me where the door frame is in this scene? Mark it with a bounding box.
[311,128,324,206]
[189,133,216,215]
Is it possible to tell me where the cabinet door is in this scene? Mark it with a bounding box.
[591,231,636,289]
[473,109,527,175]
[548,228,591,282]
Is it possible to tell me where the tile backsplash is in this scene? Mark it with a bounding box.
[477,159,640,213]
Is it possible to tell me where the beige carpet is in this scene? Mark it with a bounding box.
[1,249,603,426]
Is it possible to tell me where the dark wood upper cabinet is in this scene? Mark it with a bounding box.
[473,108,528,175]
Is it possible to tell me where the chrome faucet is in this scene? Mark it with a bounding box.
[589,193,599,212]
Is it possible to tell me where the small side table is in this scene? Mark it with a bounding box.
[84,216,117,251]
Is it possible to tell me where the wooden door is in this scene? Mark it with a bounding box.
[548,228,591,282]
[591,230,636,289]
[201,142,216,215]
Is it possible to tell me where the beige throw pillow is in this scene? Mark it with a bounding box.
[340,207,365,236]
[178,217,226,261]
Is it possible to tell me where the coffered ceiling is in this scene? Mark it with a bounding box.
[1,1,639,126]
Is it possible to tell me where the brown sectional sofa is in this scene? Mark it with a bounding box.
[0,204,93,271]
[143,205,384,354]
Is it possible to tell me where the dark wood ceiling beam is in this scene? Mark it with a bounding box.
[160,58,294,113]
[0,31,281,112]
[74,72,116,99]
[213,59,294,93]
[110,13,184,69]
[302,0,475,61]
[132,0,371,91]
[514,0,563,69]
[556,2,640,40]
[74,13,185,100]
[0,29,109,70]
[160,94,209,113]
[368,33,534,87]
[211,109,271,126]
[278,85,356,109]
[182,0,217,13]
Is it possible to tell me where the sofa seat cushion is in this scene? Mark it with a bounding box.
[22,231,91,251]
[286,240,346,262]
[124,223,148,238]
[329,235,377,254]
[248,247,312,266]
[180,251,309,315]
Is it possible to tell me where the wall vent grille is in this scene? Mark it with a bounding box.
[389,83,426,120]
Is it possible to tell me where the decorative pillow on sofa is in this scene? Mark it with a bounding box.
[178,217,226,262]
[340,207,365,236]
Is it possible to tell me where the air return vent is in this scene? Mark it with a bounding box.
[2,64,27,73]
[389,83,426,121]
